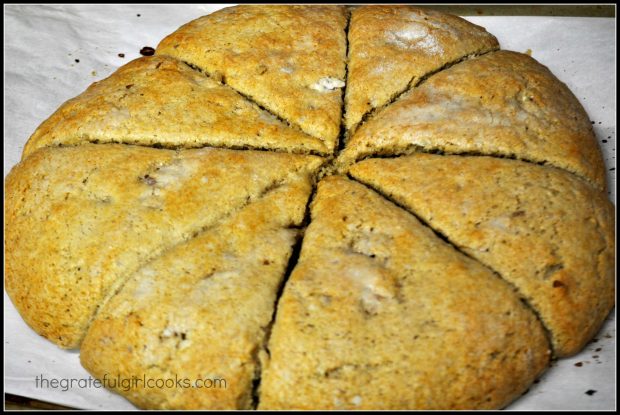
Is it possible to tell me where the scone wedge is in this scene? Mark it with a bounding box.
[80,180,313,409]
[341,51,605,190]
[259,176,550,409]
[349,154,615,357]
[5,144,322,348]
[157,5,347,151]
[23,56,325,157]
[345,5,498,132]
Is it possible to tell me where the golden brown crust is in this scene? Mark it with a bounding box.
[345,5,499,131]
[349,154,615,357]
[157,5,347,151]
[259,176,550,409]
[23,56,326,157]
[80,180,313,409]
[5,144,322,348]
[5,5,614,410]
[340,50,606,190]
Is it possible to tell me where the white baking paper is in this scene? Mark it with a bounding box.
[3,5,616,410]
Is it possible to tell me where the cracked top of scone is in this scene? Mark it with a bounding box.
[80,179,313,409]
[259,176,550,409]
[5,143,322,349]
[349,154,615,357]
[345,5,499,132]
[339,50,606,190]
[23,56,327,157]
[157,5,348,152]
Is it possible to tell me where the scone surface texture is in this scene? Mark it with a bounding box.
[5,4,613,411]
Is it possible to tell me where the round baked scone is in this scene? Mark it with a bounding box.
[4,5,614,410]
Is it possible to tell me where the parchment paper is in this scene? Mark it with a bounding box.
[4,5,616,410]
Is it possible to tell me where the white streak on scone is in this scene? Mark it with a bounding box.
[134,269,157,299]
[310,77,345,92]
[151,158,202,189]
[385,25,444,55]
